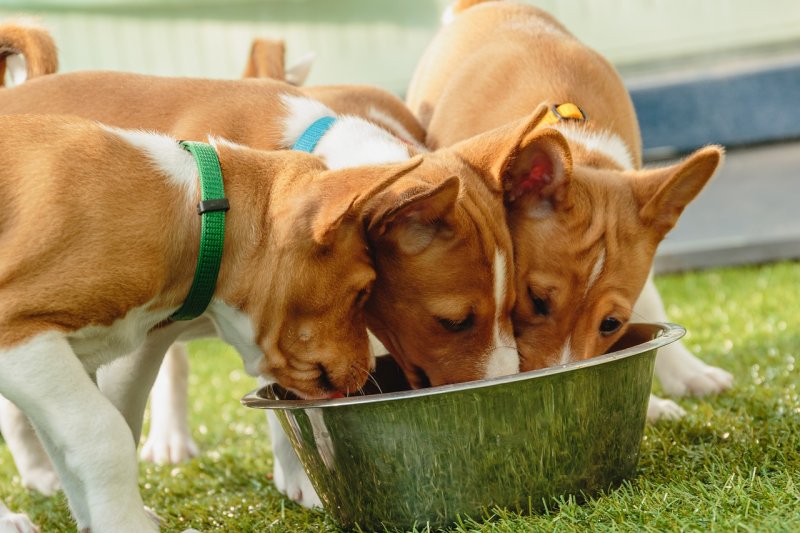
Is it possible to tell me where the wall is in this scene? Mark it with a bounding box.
[2,0,800,93]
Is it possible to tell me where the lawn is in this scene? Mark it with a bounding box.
[1,261,798,532]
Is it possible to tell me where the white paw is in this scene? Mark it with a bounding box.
[679,365,734,397]
[0,504,38,533]
[21,467,61,496]
[656,344,733,398]
[272,454,322,509]
[647,394,686,422]
[140,430,199,465]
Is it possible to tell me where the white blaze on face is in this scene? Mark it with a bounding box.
[584,247,606,296]
[484,251,520,378]
[558,335,574,365]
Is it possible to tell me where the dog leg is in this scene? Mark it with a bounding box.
[0,334,156,533]
[0,395,60,496]
[636,272,734,397]
[139,343,198,464]
[0,500,38,533]
[647,393,686,422]
[267,410,321,509]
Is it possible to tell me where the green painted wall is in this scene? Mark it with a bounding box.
[2,1,799,93]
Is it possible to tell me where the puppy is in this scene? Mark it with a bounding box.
[0,113,435,531]
[1,24,587,514]
[406,0,733,420]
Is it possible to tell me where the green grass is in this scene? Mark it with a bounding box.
[2,261,798,532]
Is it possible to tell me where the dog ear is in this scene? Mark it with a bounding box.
[451,105,573,216]
[633,145,723,238]
[499,128,573,216]
[242,38,286,80]
[365,176,460,255]
[308,158,425,246]
[285,51,315,86]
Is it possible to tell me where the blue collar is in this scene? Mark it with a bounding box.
[292,116,337,153]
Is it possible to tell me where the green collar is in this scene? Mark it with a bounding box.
[170,140,229,321]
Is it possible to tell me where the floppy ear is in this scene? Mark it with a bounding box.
[241,38,286,80]
[285,51,315,86]
[365,176,461,255]
[452,104,573,216]
[309,158,424,246]
[634,145,723,238]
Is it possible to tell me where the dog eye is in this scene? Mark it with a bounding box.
[437,312,475,333]
[528,288,550,317]
[599,316,622,336]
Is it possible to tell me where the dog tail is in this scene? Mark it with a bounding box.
[0,19,58,87]
[241,37,314,86]
[442,0,492,24]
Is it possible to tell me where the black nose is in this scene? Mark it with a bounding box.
[317,363,335,392]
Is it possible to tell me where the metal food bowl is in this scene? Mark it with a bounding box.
[242,322,684,530]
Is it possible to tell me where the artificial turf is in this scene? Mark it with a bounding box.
[1,261,798,532]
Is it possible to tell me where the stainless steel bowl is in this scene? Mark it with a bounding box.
[242,322,684,530]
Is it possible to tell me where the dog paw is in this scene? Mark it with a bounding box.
[679,365,734,397]
[656,344,733,398]
[272,455,322,509]
[0,506,38,533]
[21,467,61,497]
[647,394,686,422]
[140,430,199,465]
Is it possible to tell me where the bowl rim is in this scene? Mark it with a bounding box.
[241,321,685,410]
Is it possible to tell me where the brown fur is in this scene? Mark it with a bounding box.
[407,0,723,369]
[0,114,409,398]
[241,38,286,80]
[0,20,57,87]
[0,70,546,386]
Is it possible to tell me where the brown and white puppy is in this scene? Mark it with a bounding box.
[0,113,437,531]
[406,0,733,419]
[0,24,433,508]
[0,70,525,388]
[0,29,562,512]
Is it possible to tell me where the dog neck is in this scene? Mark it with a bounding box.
[550,120,636,171]
[280,94,416,169]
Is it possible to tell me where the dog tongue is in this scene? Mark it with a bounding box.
[328,392,345,399]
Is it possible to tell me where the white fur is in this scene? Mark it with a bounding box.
[367,106,427,151]
[441,3,456,25]
[636,273,733,404]
[484,251,520,378]
[5,54,27,86]
[280,94,410,169]
[585,247,606,296]
[0,500,37,533]
[66,300,174,374]
[552,123,635,171]
[0,333,156,532]
[0,394,60,495]
[314,119,410,169]
[285,51,316,86]
[280,94,337,148]
[101,125,198,197]
[139,343,198,464]
[205,300,266,378]
[557,335,573,365]
[267,410,322,509]
[647,394,686,421]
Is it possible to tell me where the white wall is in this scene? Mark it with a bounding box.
[2,0,799,93]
